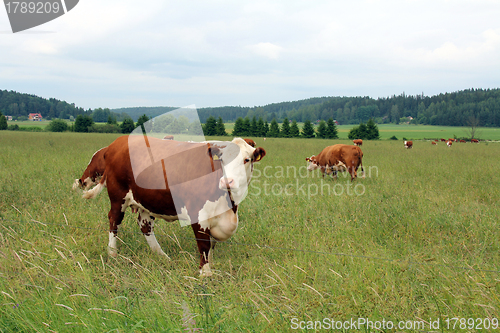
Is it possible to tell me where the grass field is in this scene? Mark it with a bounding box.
[1,131,500,332]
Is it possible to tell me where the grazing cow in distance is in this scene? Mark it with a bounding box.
[163,135,174,140]
[353,139,363,146]
[460,139,466,143]
[82,136,266,276]
[244,138,256,147]
[431,141,437,145]
[471,139,479,143]
[306,144,364,181]
[404,141,413,149]
[73,147,108,191]
[447,140,453,147]
[440,138,446,142]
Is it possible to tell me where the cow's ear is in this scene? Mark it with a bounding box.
[253,147,266,162]
[305,157,310,162]
[208,145,222,159]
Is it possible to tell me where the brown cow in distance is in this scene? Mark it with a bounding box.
[73,147,107,190]
[163,135,174,140]
[431,141,437,145]
[440,138,446,142]
[353,139,363,146]
[82,136,266,276]
[404,141,413,149]
[306,144,364,181]
[460,139,466,143]
[471,139,479,143]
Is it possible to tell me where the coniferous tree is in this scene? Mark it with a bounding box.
[216,116,227,136]
[242,117,251,136]
[365,118,380,140]
[203,116,217,136]
[232,117,246,136]
[0,111,7,130]
[120,117,135,133]
[257,117,265,137]
[316,120,327,138]
[263,120,269,137]
[268,118,280,137]
[280,117,290,137]
[136,114,149,127]
[301,119,315,138]
[250,116,258,136]
[107,115,117,125]
[290,120,300,137]
[47,119,68,132]
[74,114,94,133]
[326,118,338,139]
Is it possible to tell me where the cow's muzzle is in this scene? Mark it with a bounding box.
[219,177,235,190]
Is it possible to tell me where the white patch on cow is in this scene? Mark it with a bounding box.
[121,190,183,223]
[72,179,80,190]
[137,210,170,258]
[178,206,192,227]
[331,161,347,172]
[198,194,238,242]
[108,232,117,257]
[82,182,105,199]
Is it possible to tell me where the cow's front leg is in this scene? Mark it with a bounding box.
[191,223,213,277]
[108,202,125,257]
[137,209,169,259]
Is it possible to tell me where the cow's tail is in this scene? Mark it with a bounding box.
[82,173,106,199]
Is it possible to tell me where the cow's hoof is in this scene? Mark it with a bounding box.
[158,250,171,260]
[200,263,212,277]
[108,248,118,258]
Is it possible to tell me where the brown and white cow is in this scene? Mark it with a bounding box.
[447,140,453,147]
[82,136,265,276]
[244,138,256,147]
[305,144,364,181]
[353,139,363,146]
[471,139,479,143]
[404,141,413,149]
[72,147,108,191]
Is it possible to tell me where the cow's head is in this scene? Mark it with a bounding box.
[209,138,266,204]
[305,155,319,171]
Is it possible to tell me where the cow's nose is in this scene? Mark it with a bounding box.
[219,177,235,189]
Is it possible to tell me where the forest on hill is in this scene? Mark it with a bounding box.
[1,88,500,127]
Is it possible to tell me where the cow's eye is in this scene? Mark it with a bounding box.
[244,158,251,164]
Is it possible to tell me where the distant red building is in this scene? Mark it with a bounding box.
[28,113,42,121]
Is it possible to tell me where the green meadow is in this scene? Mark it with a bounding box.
[1,131,499,332]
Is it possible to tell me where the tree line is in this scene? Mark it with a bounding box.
[3,88,500,127]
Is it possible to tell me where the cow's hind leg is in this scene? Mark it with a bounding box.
[108,202,125,257]
[137,209,169,259]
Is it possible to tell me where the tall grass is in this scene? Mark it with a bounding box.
[1,131,499,331]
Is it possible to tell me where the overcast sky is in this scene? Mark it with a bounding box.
[1,0,499,109]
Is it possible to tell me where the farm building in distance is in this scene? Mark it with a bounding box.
[28,113,42,121]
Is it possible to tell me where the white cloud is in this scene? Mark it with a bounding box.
[246,42,283,59]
